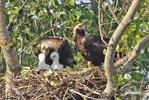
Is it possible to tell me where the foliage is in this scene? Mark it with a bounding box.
[5,0,98,68]
[1,0,149,99]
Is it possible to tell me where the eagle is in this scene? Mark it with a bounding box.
[37,53,50,70]
[49,51,64,70]
[37,52,51,72]
[37,37,75,68]
[37,49,64,73]
[73,23,109,66]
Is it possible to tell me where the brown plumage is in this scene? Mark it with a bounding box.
[73,23,109,66]
[37,37,75,68]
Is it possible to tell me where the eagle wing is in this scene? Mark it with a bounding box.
[37,37,64,53]
[83,35,109,66]
[37,37,75,67]
[75,37,90,60]
[58,39,75,67]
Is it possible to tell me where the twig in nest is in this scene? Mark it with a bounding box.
[34,91,52,99]
[69,89,99,100]
[62,87,69,100]
[12,85,26,100]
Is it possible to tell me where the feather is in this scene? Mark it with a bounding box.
[73,23,109,66]
[37,37,75,68]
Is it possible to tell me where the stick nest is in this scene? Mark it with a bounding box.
[0,67,106,100]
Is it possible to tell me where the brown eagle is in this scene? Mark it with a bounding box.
[73,23,109,66]
[37,37,75,68]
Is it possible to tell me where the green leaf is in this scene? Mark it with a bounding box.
[21,67,32,79]
[85,10,94,19]
[131,72,144,81]
[52,0,59,8]
[72,9,82,20]
[68,0,75,6]
[53,11,61,18]
[65,66,72,71]
[145,65,149,71]
[10,7,19,15]
[116,97,121,100]
[112,76,118,86]
[9,15,14,22]
[147,47,149,52]
[103,49,107,55]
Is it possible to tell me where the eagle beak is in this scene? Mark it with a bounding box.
[77,24,86,30]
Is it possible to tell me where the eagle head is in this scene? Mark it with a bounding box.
[73,23,87,39]
[50,51,59,61]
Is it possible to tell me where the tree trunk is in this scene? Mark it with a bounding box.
[0,51,2,72]
[103,0,141,99]
[0,0,21,98]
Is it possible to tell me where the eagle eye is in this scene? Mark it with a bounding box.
[52,55,56,58]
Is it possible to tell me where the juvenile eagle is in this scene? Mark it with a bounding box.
[37,52,51,72]
[73,23,109,66]
[37,52,50,70]
[50,51,64,70]
[37,37,75,68]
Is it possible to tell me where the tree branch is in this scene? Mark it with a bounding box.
[18,27,55,55]
[98,0,108,45]
[0,51,2,72]
[106,0,119,24]
[114,55,130,68]
[103,0,141,98]
[114,34,149,74]
[120,34,149,75]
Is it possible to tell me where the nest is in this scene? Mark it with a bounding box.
[0,67,107,100]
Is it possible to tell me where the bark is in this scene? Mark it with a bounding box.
[0,0,21,98]
[103,0,141,98]
[0,55,1,66]
[0,52,2,72]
